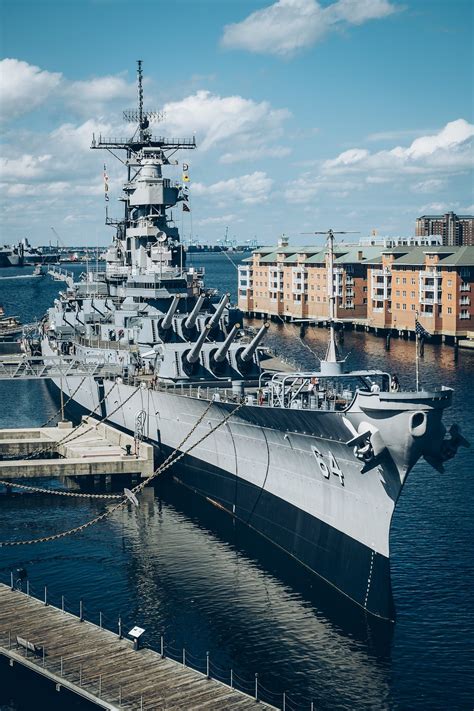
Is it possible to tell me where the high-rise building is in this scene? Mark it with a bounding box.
[415,212,474,246]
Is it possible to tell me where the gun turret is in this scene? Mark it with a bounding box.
[186,324,211,365]
[161,295,181,330]
[213,323,240,364]
[240,322,269,363]
[184,294,205,331]
[207,293,229,331]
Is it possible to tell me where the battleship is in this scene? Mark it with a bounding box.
[36,62,468,620]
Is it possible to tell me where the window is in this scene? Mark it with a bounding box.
[447,280,452,287]
[411,291,415,298]
[448,293,452,301]
[402,278,407,284]
[411,304,416,311]
[402,291,406,297]
[396,303,400,309]
[402,304,407,310]
[411,278,416,285]
[396,277,400,284]
[448,307,452,314]
[460,310,470,319]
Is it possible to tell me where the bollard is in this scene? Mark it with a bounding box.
[255,673,258,701]
[206,651,210,679]
[118,616,122,640]
[44,586,48,606]
[79,600,83,622]
[160,634,164,659]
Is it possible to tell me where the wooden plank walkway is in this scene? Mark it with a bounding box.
[0,584,276,710]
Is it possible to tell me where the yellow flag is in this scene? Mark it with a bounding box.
[182,173,190,182]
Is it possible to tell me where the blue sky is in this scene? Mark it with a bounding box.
[0,0,472,247]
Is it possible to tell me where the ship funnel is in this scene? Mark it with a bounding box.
[207,293,229,330]
[184,294,205,331]
[213,323,240,364]
[240,322,269,363]
[161,295,181,330]
[186,324,211,364]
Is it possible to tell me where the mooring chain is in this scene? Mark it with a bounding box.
[0,399,244,546]
[39,376,88,429]
[0,393,215,501]
[21,379,119,460]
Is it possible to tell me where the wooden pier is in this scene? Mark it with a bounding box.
[0,583,276,710]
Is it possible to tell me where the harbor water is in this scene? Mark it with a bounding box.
[0,254,473,710]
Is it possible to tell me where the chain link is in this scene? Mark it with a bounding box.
[0,398,244,546]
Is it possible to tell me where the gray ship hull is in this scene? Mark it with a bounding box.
[46,369,450,620]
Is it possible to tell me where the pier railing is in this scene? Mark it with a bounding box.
[0,573,314,710]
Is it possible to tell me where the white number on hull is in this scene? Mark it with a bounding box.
[312,446,344,486]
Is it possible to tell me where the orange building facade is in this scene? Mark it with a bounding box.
[238,243,474,337]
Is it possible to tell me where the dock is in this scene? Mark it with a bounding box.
[0,417,153,479]
[0,583,275,710]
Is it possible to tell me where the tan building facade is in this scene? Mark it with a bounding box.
[239,243,474,337]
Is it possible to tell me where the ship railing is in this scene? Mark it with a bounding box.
[74,335,139,352]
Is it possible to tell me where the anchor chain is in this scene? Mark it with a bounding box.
[0,398,244,546]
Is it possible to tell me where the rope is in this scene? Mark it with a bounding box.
[0,398,244,546]
[40,376,87,428]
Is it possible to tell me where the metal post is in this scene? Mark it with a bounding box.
[206,651,210,679]
[60,656,63,676]
[283,692,286,711]
[44,586,48,606]
[230,669,233,688]
[99,674,102,698]
[26,580,30,596]
[10,571,13,590]
[79,664,82,687]
[255,673,258,701]
[183,648,186,666]
[160,634,164,658]
[99,611,103,629]
[8,631,11,649]
[311,702,314,711]
[140,695,143,710]
[118,616,122,639]
[79,600,83,622]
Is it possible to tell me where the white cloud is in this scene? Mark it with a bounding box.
[220,145,291,164]
[0,153,52,181]
[193,172,273,204]
[322,119,474,175]
[197,214,240,226]
[411,178,446,194]
[0,59,62,121]
[221,0,398,56]
[63,75,136,115]
[418,202,459,213]
[161,90,290,154]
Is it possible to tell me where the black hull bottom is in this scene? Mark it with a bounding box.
[167,449,395,621]
[47,380,395,621]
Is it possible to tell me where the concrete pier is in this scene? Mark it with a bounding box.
[0,417,153,479]
[0,583,274,710]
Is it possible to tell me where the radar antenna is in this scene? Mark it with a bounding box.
[123,60,165,142]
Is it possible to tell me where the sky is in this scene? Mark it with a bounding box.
[0,0,473,248]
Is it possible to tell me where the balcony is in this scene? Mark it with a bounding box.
[460,283,471,292]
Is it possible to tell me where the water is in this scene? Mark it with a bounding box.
[0,256,473,710]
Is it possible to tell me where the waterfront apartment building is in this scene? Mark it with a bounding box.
[367,246,474,336]
[415,212,474,246]
[238,241,474,337]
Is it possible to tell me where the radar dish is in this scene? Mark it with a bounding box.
[157,231,167,243]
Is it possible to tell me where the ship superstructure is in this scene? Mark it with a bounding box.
[41,62,468,620]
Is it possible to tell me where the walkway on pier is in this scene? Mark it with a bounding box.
[0,584,275,710]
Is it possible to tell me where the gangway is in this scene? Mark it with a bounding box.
[0,355,120,381]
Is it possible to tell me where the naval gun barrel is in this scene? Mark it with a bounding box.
[184,294,205,331]
[240,322,270,362]
[161,295,181,330]
[207,293,230,330]
[186,324,211,364]
[213,323,240,363]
